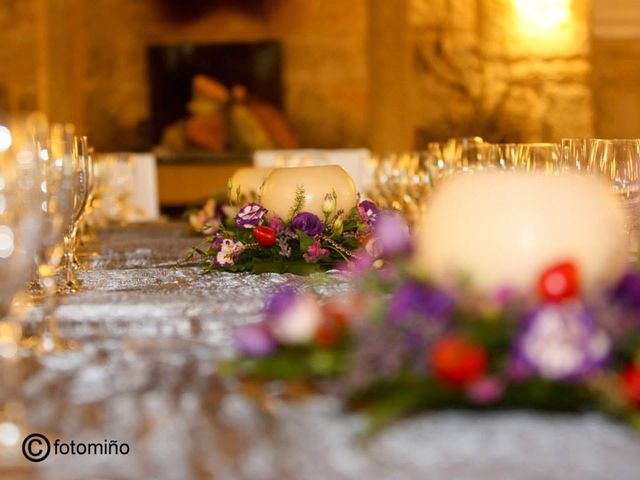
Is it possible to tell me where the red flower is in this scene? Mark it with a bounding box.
[430,336,488,387]
[537,261,579,303]
[621,364,640,407]
[314,301,349,348]
[253,226,277,247]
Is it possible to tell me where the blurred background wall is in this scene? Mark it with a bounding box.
[0,0,635,152]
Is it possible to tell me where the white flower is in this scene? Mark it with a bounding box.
[270,295,323,345]
[215,239,245,266]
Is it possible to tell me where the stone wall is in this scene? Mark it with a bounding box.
[410,0,594,145]
[592,0,640,138]
[1,0,631,151]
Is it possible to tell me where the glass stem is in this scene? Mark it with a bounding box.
[38,269,61,353]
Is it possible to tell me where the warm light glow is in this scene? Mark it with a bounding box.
[514,0,571,32]
[0,126,11,153]
[0,225,15,258]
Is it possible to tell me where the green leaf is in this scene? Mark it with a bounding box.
[297,230,315,252]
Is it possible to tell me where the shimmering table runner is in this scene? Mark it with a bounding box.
[4,223,640,480]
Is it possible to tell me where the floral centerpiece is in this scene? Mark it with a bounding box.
[228,210,640,433]
[225,172,640,433]
[188,183,379,274]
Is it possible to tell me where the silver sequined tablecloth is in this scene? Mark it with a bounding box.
[3,222,640,480]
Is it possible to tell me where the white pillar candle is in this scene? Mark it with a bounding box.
[261,165,358,219]
[415,171,628,296]
[228,167,273,203]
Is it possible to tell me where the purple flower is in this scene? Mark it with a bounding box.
[374,210,412,256]
[214,238,245,266]
[263,288,323,345]
[235,203,267,229]
[467,377,504,405]
[265,287,299,319]
[270,216,284,233]
[611,270,640,312]
[290,212,324,236]
[303,240,330,263]
[515,302,611,380]
[234,323,277,357]
[388,281,454,325]
[358,200,378,225]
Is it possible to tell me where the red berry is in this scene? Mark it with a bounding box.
[430,336,488,388]
[253,226,276,247]
[538,261,579,303]
[621,364,640,407]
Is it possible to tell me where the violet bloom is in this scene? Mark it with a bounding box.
[270,215,284,233]
[235,203,267,229]
[265,287,299,319]
[374,210,412,256]
[611,270,640,312]
[290,212,324,236]
[303,240,330,263]
[234,323,277,357]
[358,200,378,225]
[387,281,454,325]
[515,302,611,380]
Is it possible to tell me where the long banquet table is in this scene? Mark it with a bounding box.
[4,222,640,480]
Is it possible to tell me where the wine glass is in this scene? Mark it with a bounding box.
[515,143,561,174]
[589,139,640,255]
[444,136,487,172]
[561,138,596,172]
[63,135,93,292]
[486,143,518,170]
[0,116,43,449]
[27,123,77,353]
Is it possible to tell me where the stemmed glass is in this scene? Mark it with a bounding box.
[27,123,77,352]
[63,135,93,292]
[444,136,487,171]
[515,143,561,174]
[486,143,518,170]
[561,138,595,172]
[0,116,43,443]
[589,139,640,255]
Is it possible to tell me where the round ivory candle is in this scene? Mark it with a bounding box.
[415,171,628,295]
[229,167,273,202]
[261,165,357,219]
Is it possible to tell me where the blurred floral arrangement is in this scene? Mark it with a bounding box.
[187,186,379,274]
[225,209,640,433]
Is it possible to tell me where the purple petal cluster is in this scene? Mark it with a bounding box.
[611,270,640,312]
[235,203,267,229]
[358,200,378,225]
[515,303,611,380]
[374,210,412,256]
[234,324,277,357]
[290,212,324,236]
[388,281,454,325]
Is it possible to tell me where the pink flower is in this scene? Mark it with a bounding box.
[270,216,284,232]
[303,240,330,263]
[467,377,504,405]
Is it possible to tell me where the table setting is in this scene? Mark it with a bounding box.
[1,116,640,480]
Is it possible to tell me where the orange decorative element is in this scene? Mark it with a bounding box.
[430,336,488,387]
[538,261,579,303]
[621,364,640,407]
